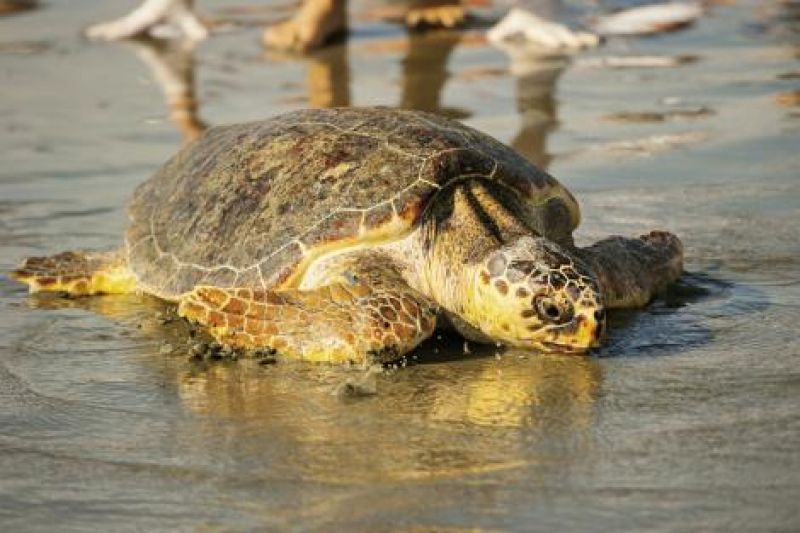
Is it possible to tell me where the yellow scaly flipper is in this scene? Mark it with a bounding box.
[10,249,137,296]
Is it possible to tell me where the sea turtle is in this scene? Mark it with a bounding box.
[11,107,683,363]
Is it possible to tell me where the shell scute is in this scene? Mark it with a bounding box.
[362,202,395,230]
[300,210,363,248]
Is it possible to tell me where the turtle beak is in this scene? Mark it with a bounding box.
[541,307,605,353]
[581,307,606,348]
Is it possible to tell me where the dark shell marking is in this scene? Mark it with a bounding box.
[126,107,578,298]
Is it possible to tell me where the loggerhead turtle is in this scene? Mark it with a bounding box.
[11,107,683,363]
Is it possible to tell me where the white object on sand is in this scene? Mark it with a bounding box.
[487,8,600,52]
[86,0,208,42]
[590,2,703,36]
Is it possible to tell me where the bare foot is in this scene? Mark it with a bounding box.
[307,47,351,108]
[405,1,466,29]
[263,0,346,52]
[86,0,208,42]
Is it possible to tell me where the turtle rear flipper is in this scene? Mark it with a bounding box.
[10,249,136,296]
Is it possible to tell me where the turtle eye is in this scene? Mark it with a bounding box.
[535,296,572,324]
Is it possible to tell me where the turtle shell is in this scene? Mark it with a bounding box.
[125,107,580,299]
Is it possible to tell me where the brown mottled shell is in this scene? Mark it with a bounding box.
[126,107,580,299]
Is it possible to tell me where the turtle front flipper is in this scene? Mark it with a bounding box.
[177,269,438,365]
[10,249,137,296]
[576,230,684,309]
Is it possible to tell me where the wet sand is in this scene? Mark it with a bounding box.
[1,0,799,531]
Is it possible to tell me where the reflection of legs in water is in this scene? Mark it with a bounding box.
[509,57,568,170]
[297,10,466,111]
[490,1,582,168]
[264,0,467,52]
[399,30,461,116]
[300,27,465,114]
[86,0,208,41]
[306,44,351,108]
[128,38,207,142]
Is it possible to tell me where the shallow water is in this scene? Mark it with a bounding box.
[1,0,799,531]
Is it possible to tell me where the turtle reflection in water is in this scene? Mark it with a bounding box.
[11,107,683,363]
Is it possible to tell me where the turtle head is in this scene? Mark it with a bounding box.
[471,236,605,353]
